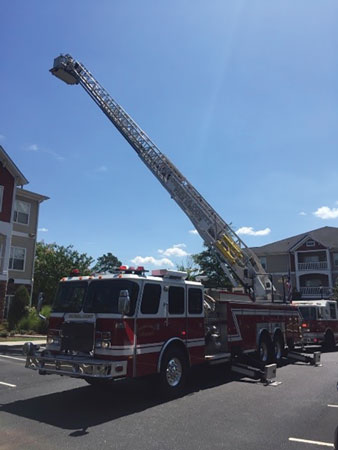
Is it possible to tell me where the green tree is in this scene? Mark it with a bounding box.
[33,242,94,305]
[8,286,30,330]
[176,256,198,281]
[192,245,232,289]
[92,252,121,273]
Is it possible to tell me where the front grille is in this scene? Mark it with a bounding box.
[61,321,95,353]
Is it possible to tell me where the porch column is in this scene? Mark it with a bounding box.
[0,280,8,322]
[326,249,333,289]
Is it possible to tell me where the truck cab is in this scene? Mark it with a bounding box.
[293,300,338,349]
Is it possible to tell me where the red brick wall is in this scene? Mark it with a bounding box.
[0,165,15,223]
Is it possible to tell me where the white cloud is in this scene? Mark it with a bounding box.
[236,226,271,236]
[27,144,39,151]
[44,148,65,161]
[313,206,338,219]
[299,211,307,216]
[131,256,174,268]
[96,165,108,173]
[25,144,64,161]
[38,227,48,232]
[158,243,188,257]
[0,134,5,141]
[189,229,198,235]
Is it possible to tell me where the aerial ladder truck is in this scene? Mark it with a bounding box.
[24,55,321,395]
[50,54,270,301]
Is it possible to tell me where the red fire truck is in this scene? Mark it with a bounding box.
[24,54,304,395]
[25,267,301,395]
[293,300,338,350]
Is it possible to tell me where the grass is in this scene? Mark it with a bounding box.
[0,336,46,342]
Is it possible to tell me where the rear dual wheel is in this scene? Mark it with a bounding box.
[258,333,284,364]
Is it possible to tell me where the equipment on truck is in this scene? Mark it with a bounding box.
[293,300,338,349]
[49,54,271,301]
[24,55,308,395]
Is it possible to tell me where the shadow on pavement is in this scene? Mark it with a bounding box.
[0,365,238,434]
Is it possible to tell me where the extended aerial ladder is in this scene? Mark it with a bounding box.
[50,54,272,300]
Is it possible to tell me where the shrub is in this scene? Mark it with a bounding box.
[7,286,30,330]
[15,305,51,335]
[0,329,8,338]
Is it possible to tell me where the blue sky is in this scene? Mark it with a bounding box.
[1,1,338,269]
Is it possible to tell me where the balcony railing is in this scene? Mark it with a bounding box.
[299,286,331,297]
[297,261,328,271]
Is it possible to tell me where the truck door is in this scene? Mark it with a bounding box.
[135,281,162,377]
[186,287,205,364]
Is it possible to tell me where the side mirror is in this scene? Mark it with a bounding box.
[118,290,131,315]
[37,292,46,321]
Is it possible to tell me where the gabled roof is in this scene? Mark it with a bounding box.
[0,146,28,186]
[251,226,338,255]
[16,188,49,203]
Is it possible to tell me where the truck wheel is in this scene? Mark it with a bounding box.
[258,334,271,364]
[159,348,187,397]
[272,334,284,363]
[323,330,335,352]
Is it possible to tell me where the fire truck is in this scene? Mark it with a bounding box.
[293,300,338,349]
[24,54,304,394]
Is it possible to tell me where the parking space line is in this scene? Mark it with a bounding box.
[0,354,25,362]
[289,437,334,447]
[0,381,16,388]
[328,404,338,408]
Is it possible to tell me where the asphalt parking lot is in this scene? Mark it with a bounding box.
[1,348,338,450]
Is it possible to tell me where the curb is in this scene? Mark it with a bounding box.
[0,344,25,355]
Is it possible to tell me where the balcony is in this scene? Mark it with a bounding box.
[299,286,331,298]
[297,261,328,271]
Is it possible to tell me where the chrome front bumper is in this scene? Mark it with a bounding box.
[25,346,127,379]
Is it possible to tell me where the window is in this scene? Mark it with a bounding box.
[188,288,203,314]
[168,286,185,315]
[14,200,30,225]
[299,306,317,321]
[84,280,139,316]
[329,303,337,320]
[333,253,338,267]
[141,283,161,314]
[259,257,267,271]
[305,279,321,287]
[306,240,315,247]
[0,186,4,212]
[9,246,26,271]
[52,281,87,313]
[304,255,319,263]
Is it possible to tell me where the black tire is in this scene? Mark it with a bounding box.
[84,377,112,387]
[258,334,272,364]
[323,330,335,352]
[159,347,187,398]
[272,333,284,363]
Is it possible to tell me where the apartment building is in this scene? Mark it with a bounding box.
[0,146,48,321]
[251,226,338,300]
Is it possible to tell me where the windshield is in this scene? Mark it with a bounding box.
[83,279,139,316]
[52,281,87,313]
[298,306,317,321]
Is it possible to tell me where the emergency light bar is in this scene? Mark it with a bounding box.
[151,269,188,280]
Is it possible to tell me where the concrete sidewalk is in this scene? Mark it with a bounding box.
[0,339,46,347]
[0,339,46,354]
